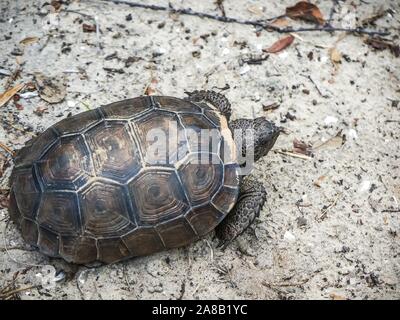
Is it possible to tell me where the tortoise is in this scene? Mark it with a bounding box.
[8,90,280,264]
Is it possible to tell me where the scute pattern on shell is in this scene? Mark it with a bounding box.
[9,96,240,264]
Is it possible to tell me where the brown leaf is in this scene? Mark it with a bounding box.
[330,293,346,300]
[0,83,25,108]
[293,138,313,156]
[247,5,264,16]
[144,78,158,96]
[144,86,156,96]
[262,102,280,111]
[314,175,327,188]
[264,35,295,54]
[361,8,388,26]
[19,37,39,45]
[33,106,48,116]
[51,0,62,11]
[365,37,399,58]
[34,74,66,104]
[271,17,290,27]
[329,47,342,64]
[313,131,345,150]
[82,24,96,33]
[286,1,325,25]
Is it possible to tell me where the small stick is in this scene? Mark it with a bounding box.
[262,278,310,287]
[0,285,37,299]
[301,74,329,98]
[0,142,16,158]
[326,0,340,27]
[98,0,390,36]
[382,208,400,213]
[275,149,313,160]
[319,193,342,220]
[95,16,101,53]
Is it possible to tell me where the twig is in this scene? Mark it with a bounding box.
[262,278,310,288]
[64,9,95,20]
[99,0,390,36]
[95,16,101,53]
[382,208,400,213]
[301,74,329,98]
[0,246,35,252]
[214,0,226,18]
[0,142,16,158]
[0,285,37,300]
[319,193,342,220]
[3,220,44,268]
[274,149,313,160]
[326,0,340,28]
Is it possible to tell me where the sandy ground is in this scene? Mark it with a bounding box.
[0,0,399,300]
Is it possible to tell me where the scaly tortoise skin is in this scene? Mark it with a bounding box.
[9,91,280,264]
[8,95,242,264]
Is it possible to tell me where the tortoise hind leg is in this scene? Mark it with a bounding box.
[184,90,232,121]
[215,176,266,249]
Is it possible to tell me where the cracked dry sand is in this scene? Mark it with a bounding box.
[0,0,399,299]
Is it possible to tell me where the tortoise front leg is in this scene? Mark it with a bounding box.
[184,90,232,121]
[215,176,266,249]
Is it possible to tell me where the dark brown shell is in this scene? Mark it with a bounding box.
[9,96,240,264]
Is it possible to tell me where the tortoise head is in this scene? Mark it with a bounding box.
[252,117,281,161]
[230,117,280,166]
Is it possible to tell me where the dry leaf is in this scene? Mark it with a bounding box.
[286,1,325,25]
[329,47,342,63]
[313,132,345,150]
[365,37,400,57]
[264,35,294,53]
[144,78,158,96]
[247,5,264,16]
[263,102,280,111]
[144,86,156,96]
[293,138,313,156]
[82,24,96,33]
[314,175,327,188]
[271,17,290,27]
[19,37,39,45]
[361,7,388,26]
[33,106,48,116]
[50,0,62,11]
[0,83,25,108]
[34,74,66,104]
[330,293,346,300]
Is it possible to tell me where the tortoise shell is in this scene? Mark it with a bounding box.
[9,96,240,264]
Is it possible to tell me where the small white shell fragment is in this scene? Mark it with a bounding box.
[20,92,38,99]
[348,129,358,139]
[279,51,289,59]
[359,180,371,193]
[222,48,230,56]
[324,116,338,125]
[321,55,329,63]
[77,270,89,285]
[67,100,76,108]
[284,231,296,242]
[239,65,250,75]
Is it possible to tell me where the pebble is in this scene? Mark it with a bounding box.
[358,180,371,193]
[284,231,296,242]
[324,116,338,125]
[239,65,250,75]
[348,128,358,139]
